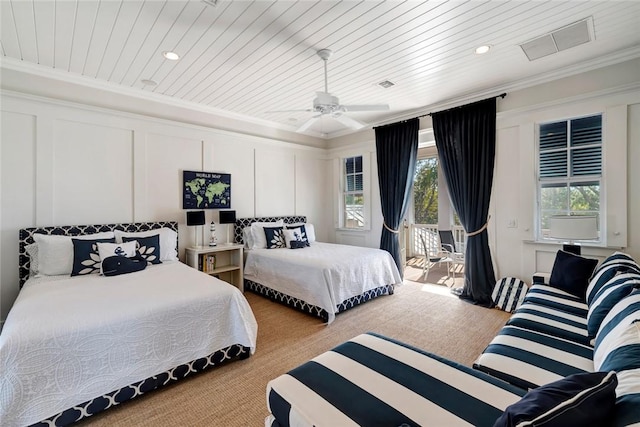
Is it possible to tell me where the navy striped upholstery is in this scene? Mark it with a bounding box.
[587,273,640,338]
[492,277,529,312]
[593,289,640,427]
[506,298,590,346]
[474,325,594,390]
[267,333,525,427]
[586,252,640,306]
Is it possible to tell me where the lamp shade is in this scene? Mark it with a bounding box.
[186,210,205,226]
[219,210,236,224]
[548,215,598,240]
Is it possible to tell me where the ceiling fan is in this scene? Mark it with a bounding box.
[269,49,390,133]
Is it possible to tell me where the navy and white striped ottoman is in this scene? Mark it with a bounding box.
[266,332,525,427]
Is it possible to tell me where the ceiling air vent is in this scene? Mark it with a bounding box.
[520,18,593,61]
[377,80,395,89]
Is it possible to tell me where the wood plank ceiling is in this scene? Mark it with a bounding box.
[2,0,640,138]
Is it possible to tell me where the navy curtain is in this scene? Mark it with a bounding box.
[432,98,497,306]
[375,118,419,278]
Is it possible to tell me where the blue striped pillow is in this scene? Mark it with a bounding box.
[586,252,640,306]
[587,273,640,338]
[492,277,529,313]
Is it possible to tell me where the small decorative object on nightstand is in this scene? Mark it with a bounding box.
[209,221,217,246]
[185,244,244,291]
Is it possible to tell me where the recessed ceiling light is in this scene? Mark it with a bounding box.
[163,51,180,61]
[475,45,491,55]
[141,79,157,86]
[377,80,395,89]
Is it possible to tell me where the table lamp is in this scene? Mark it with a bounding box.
[186,210,206,248]
[219,210,237,244]
[548,215,598,255]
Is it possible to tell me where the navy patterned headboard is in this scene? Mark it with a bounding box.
[234,216,306,245]
[19,221,178,287]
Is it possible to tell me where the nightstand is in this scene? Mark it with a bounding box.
[185,244,244,291]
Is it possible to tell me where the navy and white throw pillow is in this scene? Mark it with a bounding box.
[263,226,286,249]
[123,234,162,264]
[285,224,310,245]
[494,371,618,427]
[96,241,137,274]
[71,237,116,276]
[283,227,309,248]
[492,277,528,313]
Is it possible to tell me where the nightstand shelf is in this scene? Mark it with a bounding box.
[185,244,244,291]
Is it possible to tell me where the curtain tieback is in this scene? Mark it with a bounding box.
[466,214,491,237]
[383,221,400,234]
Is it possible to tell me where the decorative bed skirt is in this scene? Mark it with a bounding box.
[244,278,394,322]
[31,344,251,427]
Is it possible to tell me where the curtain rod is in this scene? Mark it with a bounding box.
[422,92,507,118]
[373,93,507,129]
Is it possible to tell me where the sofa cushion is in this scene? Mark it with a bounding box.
[474,325,594,390]
[586,251,640,306]
[493,371,617,427]
[549,250,598,300]
[267,332,525,427]
[506,285,590,346]
[587,273,640,339]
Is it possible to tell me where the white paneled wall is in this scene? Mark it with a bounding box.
[0,93,328,320]
[53,120,134,225]
[255,149,295,217]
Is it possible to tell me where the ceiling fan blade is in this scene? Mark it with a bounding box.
[265,109,312,113]
[341,104,390,112]
[333,114,365,130]
[297,116,320,132]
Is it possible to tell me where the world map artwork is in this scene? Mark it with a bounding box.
[183,171,231,209]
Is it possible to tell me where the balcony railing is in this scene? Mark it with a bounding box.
[409,223,466,257]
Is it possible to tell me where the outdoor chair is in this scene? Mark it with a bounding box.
[438,230,465,279]
[419,233,453,281]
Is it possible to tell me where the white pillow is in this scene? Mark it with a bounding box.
[33,232,116,276]
[250,220,284,249]
[242,227,253,249]
[25,243,39,277]
[97,241,137,274]
[114,228,178,261]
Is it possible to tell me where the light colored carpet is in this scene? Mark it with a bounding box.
[81,265,509,426]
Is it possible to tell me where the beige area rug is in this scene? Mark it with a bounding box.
[81,273,509,427]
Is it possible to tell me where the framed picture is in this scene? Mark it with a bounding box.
[183,170,231,209]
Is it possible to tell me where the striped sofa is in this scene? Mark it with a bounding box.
[266,252,640,426]
[474,251,640,426]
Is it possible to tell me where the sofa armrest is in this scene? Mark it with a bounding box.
[532,272,551,285]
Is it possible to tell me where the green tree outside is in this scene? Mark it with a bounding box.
[414,158,439,224]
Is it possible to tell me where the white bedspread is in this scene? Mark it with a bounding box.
[0,261,258,427]
[244,242,401,324]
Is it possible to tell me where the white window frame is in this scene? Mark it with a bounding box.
[337,152,371,230]
[535,113,604,244]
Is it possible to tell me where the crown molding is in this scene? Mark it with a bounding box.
[0,57,308,135]
[369,46,640,129]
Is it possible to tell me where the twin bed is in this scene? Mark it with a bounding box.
[2,217,400,426]
[1,221,257,427]
[236,216,402,324]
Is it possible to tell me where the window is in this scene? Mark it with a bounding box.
[537,114,603,241]
[413,157,439,224]
[342,156,365,229]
